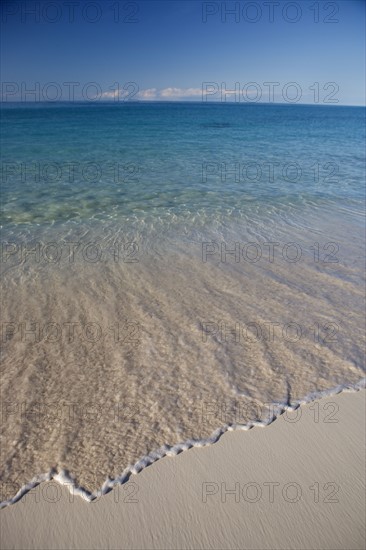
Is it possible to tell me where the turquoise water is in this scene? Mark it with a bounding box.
[1,103,365,229]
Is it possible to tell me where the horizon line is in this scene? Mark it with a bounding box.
[1,100,365,107]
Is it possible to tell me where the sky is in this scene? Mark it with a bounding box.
[1,0,365,105]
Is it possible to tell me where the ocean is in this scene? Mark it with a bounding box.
[1,102,365,503]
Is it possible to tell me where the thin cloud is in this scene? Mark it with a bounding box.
[100,86,258,101]
[135,87,204,100]
[137,88,158,99]
[101,90,121,99]
[159,87,202,98]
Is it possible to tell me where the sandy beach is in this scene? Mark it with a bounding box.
[1,389,364,550]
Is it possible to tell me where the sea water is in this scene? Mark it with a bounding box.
[1,102,365,504]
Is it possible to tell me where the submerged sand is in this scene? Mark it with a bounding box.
[1,209,365,501]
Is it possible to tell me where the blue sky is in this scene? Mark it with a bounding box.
[1,0,365,105]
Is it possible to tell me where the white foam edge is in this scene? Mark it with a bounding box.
[1,378,365,509]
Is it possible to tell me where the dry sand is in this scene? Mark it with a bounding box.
[0,390,365,550]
